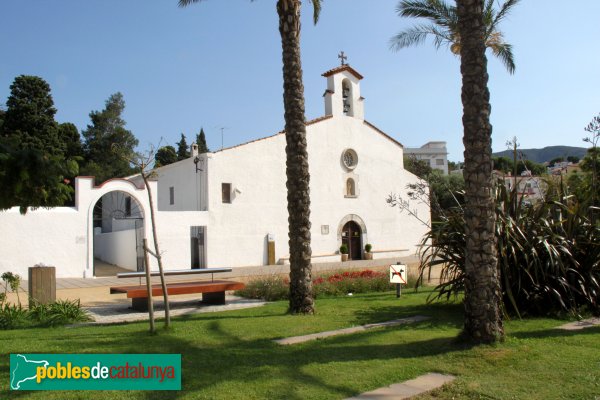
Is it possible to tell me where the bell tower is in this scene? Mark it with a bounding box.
[322,52,364,120]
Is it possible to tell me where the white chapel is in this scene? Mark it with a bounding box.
[0,63,430,278]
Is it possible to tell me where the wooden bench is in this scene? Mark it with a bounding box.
[109,268,245,311]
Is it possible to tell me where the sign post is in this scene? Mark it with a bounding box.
[389,263,407,298]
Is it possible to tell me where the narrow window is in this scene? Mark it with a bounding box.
[125,197,132,217]
[346,178,356,196]
[169,187,175,205]
[222,183,231,203]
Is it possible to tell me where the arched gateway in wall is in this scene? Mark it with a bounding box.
[82,178,151,278]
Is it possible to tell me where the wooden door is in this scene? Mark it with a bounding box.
[342,221,362,260]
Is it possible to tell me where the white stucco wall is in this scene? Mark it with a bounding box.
[0,66,430,278]
[93,229,138,271]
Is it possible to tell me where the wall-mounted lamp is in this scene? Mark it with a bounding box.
[193,156,204,173]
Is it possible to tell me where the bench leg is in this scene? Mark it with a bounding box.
[131,297,149,312]
[202,291,226,305]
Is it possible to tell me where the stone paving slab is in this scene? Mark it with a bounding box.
[558,317,600,331]
[346,373,456,400]
[274,316,430,345]
[81,296,267,325]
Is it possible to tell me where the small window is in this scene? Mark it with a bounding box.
[222,183,231,203]
[346,178,356,197]
[169,187,175,205]
[436,159,444,166]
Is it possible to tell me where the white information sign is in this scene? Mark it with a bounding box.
[389,264,407,284]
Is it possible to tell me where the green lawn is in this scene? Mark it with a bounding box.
[1,290,599,399]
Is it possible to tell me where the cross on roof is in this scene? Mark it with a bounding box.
[338,51,347,66]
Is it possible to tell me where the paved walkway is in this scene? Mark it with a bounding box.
[84,295,267,324]
[558,317,600,331]
[6,255,424,307]
[346,373,455,400]
[275,316,430,345]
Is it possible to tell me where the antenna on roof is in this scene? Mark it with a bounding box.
[214,126,230,150]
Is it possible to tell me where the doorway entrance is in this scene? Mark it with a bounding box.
[92,191,145,276]
[341,221,362,260]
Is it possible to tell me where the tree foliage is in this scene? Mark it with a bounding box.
[155,145,178,167]
[391,0,519,74]
[196,127,209,153]
[176,133,190,160]
[81,93,138,183]
[0,76,77,213]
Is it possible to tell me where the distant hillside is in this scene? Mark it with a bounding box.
[493,146,588,163]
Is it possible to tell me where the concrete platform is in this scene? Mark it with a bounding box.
[558,317,600,331]
[346,373,455,400]
[275,316,430,345]
[5,255,426,307]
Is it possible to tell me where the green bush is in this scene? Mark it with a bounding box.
[419,181,600,317]
[340,244,349,254]
[0,299,92,329]
[364,243,372,252]
[0,304,30,329]
[236,269,396,301]
[236,276,289,302]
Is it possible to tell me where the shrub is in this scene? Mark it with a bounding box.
[46,299,92,326]
[340,244,349,254]
[0,304,30,329]
[419,182,600,317]
[236,275,289,302]
[0,299,92,329]
[364,243,372,252]
[236,269,396,301]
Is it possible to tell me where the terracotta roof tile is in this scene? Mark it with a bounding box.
[321,65,364,80]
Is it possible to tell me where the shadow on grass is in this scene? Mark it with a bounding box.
[510,325,600,340]
[1,294,469,400]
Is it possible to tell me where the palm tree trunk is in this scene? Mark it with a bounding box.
[277,0,314,314]
[456,0,503,343]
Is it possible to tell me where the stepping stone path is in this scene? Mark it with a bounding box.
[558,317,600,331]
[346,373,455,400]
[274,316,430,345]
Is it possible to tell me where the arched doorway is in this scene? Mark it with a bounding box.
[92,190,145,277]
[341,221,362,260]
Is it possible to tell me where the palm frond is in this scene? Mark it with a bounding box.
[389,24,453,51]
[491,0,520,30]
[396,0,456,29]
[309,0,322,25]
[178,0,204,7]
[489,42,516,74]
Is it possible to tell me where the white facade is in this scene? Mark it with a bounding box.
[405,141,449,175]
[0,64,429,278]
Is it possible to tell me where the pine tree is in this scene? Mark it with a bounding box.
[196,127,209,153]
[1,75,64,156]
[0,75,77,213]
[176,133,190,160]
[81,93,138,183]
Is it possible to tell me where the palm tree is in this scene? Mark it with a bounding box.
[178,0,319,314]
[391,0,519,74]
[456,0,504,343]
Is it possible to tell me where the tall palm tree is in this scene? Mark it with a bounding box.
[456,0,504,343]
[178,0,319,314]
[391,0,519,74]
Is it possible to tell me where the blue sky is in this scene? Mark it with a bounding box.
[1,1,599,162]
